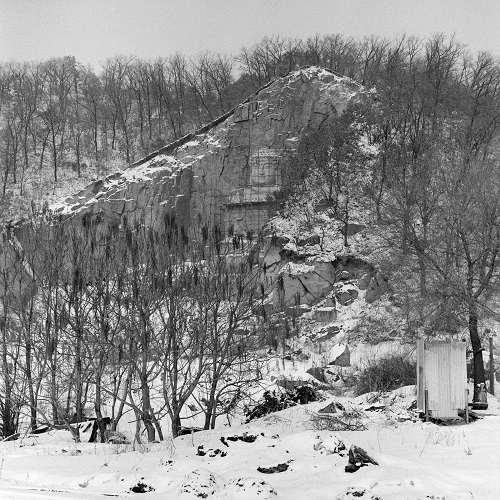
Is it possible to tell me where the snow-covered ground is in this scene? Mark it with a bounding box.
[0,388,498,499]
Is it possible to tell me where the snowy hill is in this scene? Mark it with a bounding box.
[0,388,498,499]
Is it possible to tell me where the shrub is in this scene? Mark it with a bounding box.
[245,386,319,422]
[354,355,416,396]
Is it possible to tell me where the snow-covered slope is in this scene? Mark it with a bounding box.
[0,388,498,499]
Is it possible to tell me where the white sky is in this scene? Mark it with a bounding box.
[1,0,499,69]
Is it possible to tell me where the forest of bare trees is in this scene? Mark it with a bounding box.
[1,212,266,441]
[1,33,497,220]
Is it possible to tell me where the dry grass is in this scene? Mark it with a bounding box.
[307,408,366,431]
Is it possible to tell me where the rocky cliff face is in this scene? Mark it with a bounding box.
[52,67,364,234]
[2,67,395,343]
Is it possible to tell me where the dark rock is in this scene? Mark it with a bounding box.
[274,262,335,307]
[307,366,327,383]
[346,223,366,237]
[336,288,358,306]
[358,273,372,290]
[365,272,388,303]
[323,296,336,307]
[364,404,385,412]
[374,272,388,290]
[240,433,258,443]
[329,345,350,367]
[224,433,258,443]
[30,425,50,435]
[257,462,290,474]
[297,234,320,246]
[336,291,353,306]
[130,481,155,493]
[344,444,378,473]
[197,445,227,457]
[178,426,203,436]
[338,270,352,280]
[334,256,375,280]
[318,402,338,413]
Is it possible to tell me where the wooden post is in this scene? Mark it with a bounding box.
[417,340,425,411]
[489,337,495,396]
[465,389,469,424]
[425,389,429,422]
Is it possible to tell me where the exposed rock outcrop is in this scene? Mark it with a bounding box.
[364,272,389,303]
[51,67,364,234]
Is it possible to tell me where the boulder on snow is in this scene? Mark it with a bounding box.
[297,234,320,246]
[346,223,366,237]
[306,366,327,383]
[197,445,227,457]
[329,344,350,367]
[336,291,353,306]
[318,401,346,413]
[338,270,352,281]
[273,261,336,307]
[257,462,290,474]
[334,255,374,280]
[130,481,155,493]
[365,272,388,303]
[358,273,372,290]
[323,296,336,307]
[335,287,359,305]
[344,444,378,473]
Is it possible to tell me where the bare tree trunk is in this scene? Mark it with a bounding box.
[94,380,106,442]
[113,366,132,430]
[25,336,38,430]
[140,369,156,442]
[469,300,486,402]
